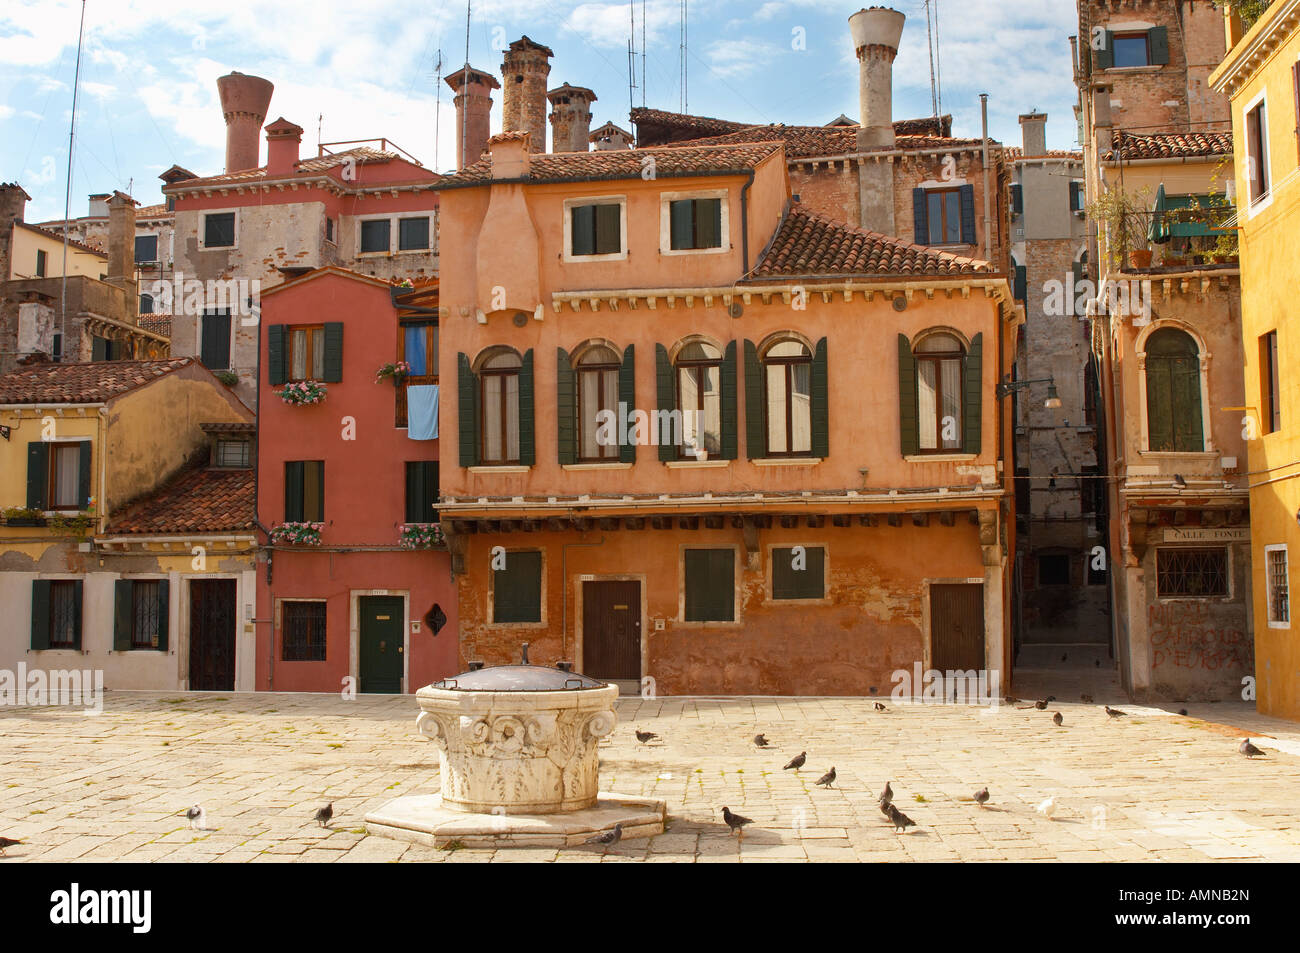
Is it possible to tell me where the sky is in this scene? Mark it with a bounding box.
[0,0,1081,222]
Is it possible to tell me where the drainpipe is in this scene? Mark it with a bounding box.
[980,93,993,264]
[740,171,755,276]
[561,536,606,662]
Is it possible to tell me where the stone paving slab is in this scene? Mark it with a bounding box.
[0,691,1297,862]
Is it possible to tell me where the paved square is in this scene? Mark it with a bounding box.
[1,691,1297,862]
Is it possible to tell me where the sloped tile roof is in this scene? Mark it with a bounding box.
[135,203,172,219]
[631,108,954,142]
[138,316,173,337]
[746,205,992,281]
[13,221,107,259]
[437,141,784,188]
[165,147,436,190]
[107,466,255,535]
[678,124,986,159]
[0,359,194,404]
[1005,147,1082,161]
[1107,131,1233,161]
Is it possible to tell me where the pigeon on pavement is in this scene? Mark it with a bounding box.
[784,751,806,771]
[0,836,21,856]
[185,804,206,831]
[1052,711,1064,727]
[753,734,769,747]
[878,781,894,809]
[887,803,916,832]
[585,823,623,846]
[1105,706,1127,719]
[1240,739,1265,758]
[721,807,753,836]
[634,729,658,744]
[1035,796,1058,819]
[1080,694,1094,704]
[814,767,836,789]
[314,803,333,828]
[974,787,990,807]
[874,702,888,712]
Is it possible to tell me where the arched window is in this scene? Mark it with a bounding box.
[915,333,964,452]
[577,345,621,461]
[763,339,813,456]
[479,348,522,464]
[1145,328,1203,452]
[676,341,722,457]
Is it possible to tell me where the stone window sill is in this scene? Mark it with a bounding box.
[469,465,531,474]
[562,462,633,471]
[904,453,978,463]
[664,459,731,469]
[752,457,822,467]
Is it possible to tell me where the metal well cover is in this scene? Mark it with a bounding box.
[432,665,607,692]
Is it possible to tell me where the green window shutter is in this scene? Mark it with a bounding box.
[557,348,577,465]
[670,200,694,250]
[1011,184,1023,214]
[1149,26,1169,66]
[1173,356,1204,452]
[284,461,305,522]
[696,198,722,248]
[493,550,542,623]
[656,343,675,462]
[744,339,764,459]
[1069,181,1081,211]
[457,353,479,467]
[267,325,286,386]
[70,581,83,650]
[619,344,636,463]
[595,204,622,255]
[113,580,133,652]
[811,337,829,458]
[77,442,92,509]
[773,546,826,600]
[959,184,977,245]
[30,579,51,650]
[1095,31,1114,70]
[571,205,595,256]
[156,580,170,652]
[898,334,920,456]
[720,341,738,461]
[912,188,929,245]
[405,462,424,523]
[1014,265,1027,302]
[963,333,983,454]
[684,549,735,621]
[1146,359,1174,451]
[26,441,49,510]
[322,322,344,382]
[518,348,535,466]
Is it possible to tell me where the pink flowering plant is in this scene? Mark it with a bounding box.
[276,380,327,406]
[399,523,444,549]
[270,522,325,546]
[375,360,412,384]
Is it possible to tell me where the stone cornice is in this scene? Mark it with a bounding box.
[1210,0,1300,97]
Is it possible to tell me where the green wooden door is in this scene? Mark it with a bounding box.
[359,596,405,694]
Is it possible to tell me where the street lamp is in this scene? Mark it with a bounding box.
[997,375,1062,411]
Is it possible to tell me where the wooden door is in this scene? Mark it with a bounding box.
[190,580,236,691]
[360,596,405,694]
[930,583,985,672]
[583,581,641,680]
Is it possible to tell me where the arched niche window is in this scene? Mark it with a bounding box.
[676,341,723,458]
[577,345,621,461]
[1144,327,1204,452]
[456,346,534,468]
[763,339,813,457]
[897,330,982,456]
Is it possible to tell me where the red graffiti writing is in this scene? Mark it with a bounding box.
[1148,603,1251,671]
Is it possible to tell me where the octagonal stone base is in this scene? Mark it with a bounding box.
[365,793,666,849]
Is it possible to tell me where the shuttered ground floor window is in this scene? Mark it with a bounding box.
[283,601,327,661]
[684,549,735,621]
[114,579,169,651]
[1266,546,1290,626]
[31,579,83,649]
[772,546,825,600]
[493,550,542,623]
[1156,548,1228,599]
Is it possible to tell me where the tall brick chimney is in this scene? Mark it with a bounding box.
[0,183,31,283]
[1020,111,1048,157]
[217,72,274,173]
[446,65,500,170]
[848,7,905,151]
[502,36,553,154]
[105,190,137,300]
[547,84,597,154]
[265,117,304,176]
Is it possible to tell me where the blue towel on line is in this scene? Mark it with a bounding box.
[407,385,439,440]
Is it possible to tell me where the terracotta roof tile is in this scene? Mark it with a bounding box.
[746,205,992,281]
[135,203,172,219]
[0,359,194,404]
[629,107,750,138]
[630,108,962,153]
[107,466,255,535]
[166,147,436,191]
[675,124,986,159]
[13,221,107,259]
[1107,131,1233,161]
[1005,147,1082,161]
[138,316,173,337]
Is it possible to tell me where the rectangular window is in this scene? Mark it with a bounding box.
[1038,554,1071,587]
[360,219,390,253]
[215,439,251,468]
[398,217,430,251]
[669,198,723,250]
[288,325,325,381]
[772,546,825,600]
[48,580,81,648]
[1293,60,1300,165]
[282,601,327,661]
[48,442,84,510]
[1262,330,1281,434]
[52,331,62,362]
[926,189,962,244]
[139,293,155,315]
[325,216,335,243]
[285,461,325,522]
[1246,99,1270,203]
[570,203,622,256]
[404,461,439,524]
[684,548,735,621]
[200,309,232,370]
[917,357,962,451]
[130,580,163,649]
[134,235,158,263]
[396,323,438,427]
[1157,548,1228,598]
[1266,546,1290,627]
[203,212,236,248]
[36,249,47,277]
[1112,33,1150,68]
[493,550,542,623]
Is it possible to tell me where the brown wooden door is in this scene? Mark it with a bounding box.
[190,580,236,691]
[930,583,985,671]
[583,581,641,680]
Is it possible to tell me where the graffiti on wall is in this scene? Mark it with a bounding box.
[1149,602,1251,672]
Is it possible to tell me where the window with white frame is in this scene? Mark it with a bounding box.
[1246,95,1271,205]
[660,191,728,255]
[1266,545,1290,627]
[564,197,626,261]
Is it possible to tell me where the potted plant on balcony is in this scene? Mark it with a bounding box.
[1089,184,1152,271]
[399,523,444,549]
[270,522,325,546]
[2,506,47,527]
[375,361,412,385]
[275,380,328,406]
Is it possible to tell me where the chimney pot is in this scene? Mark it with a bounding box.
[217,72,274,174]
[548,84,597,154]
[1019,112,1048,157]
[105,190,137,300]
[446,65,501,170]
[848,7,906,151]
[265,117,304,176]
[502,36,554,153]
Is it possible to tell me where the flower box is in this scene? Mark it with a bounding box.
[375,361,413,385]
[276,380,327,406]
[270,522,325,546]
[399,523,444,549]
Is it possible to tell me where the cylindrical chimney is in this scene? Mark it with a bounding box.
[547,83,597,154]
[502,36,553,154]
[106,190,137,297]
[1019,112,1048,157]
[216,72,274,174]
[446,66,500,170]
[848,7,905,150]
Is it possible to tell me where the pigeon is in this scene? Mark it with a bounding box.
[1034,699,1049,711]
[784,751,806,771]
[1004,695,1019,705]
[879,800,893,817]
[314,803,333,828]
[0,836,21,856]
[585,823,622,846]
[887,803,916,832]
[1052,711,1064,727]
[634,729,658,744]
[814,767,836,789]
[185,804,206,831]
[878,781,894,809]
[1240,739,1265,758]
[1080,694,1094,704]
[874,702,888,712]
[1105,706,1127,719]
[1035,796,1058,819]
[721,806,752,836]
[973,787,990,808]
[753,733,769,747]
[1178,708,1188,716]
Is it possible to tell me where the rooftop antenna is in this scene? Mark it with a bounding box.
[679,0,688,113]
[924,0,938,118]
[935,0,944,117]
[642,0,647,107]
[628,0,636,119]
[461,0,471,169]
[317,113,323,151]
[433,49,444,170]
[61,0,87,351]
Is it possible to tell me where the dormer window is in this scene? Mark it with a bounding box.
[214,438,251,468]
